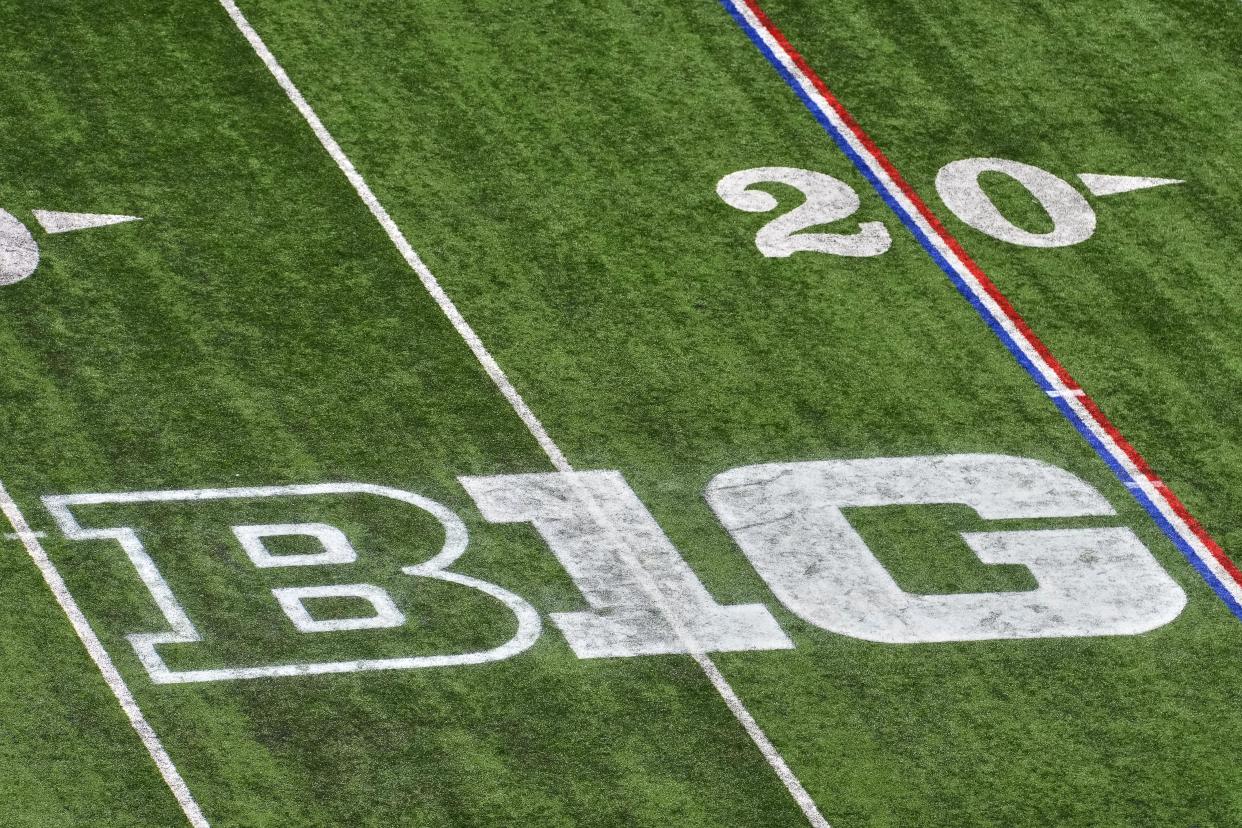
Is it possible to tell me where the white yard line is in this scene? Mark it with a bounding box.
[217,2,829,825]
[0,483,210,828]
[219,0,569,476]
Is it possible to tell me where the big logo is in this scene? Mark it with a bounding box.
[43,455,1185,684]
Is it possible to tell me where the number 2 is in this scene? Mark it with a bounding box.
[716,166,892,258]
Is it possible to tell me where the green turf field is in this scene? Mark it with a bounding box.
[0,1,1239,825]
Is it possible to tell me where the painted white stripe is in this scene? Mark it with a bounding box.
[693,652,829,826]
[218,2,829,826]
[0,483,210,828]
[728,0,1242,612]
[217,0,569,475]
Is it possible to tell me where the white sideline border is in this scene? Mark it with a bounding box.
[217,1,830,826]
[0,483,210,828]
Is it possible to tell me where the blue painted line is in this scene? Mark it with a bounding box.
[722,0,1242,618]
[722,0,1054,392]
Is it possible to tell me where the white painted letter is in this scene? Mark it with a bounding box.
[706,455,1185,643]
[461,471,793,658]
[43,483,542,683]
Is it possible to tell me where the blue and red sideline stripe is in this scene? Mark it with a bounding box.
[721,0,1242,617]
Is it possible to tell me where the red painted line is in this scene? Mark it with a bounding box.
[732,0,1242,601]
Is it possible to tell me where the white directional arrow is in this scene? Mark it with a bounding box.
[32,210,142,234]
[1078,173,1183,197]
[0,208,142,286]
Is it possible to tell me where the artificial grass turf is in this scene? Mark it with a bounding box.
[0,2,809,825]
[236,0,1242,824]
[0,0,1238,824]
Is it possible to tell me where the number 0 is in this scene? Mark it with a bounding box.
[935,157,1097,248]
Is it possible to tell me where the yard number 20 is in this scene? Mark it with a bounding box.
[718,158,1100,256]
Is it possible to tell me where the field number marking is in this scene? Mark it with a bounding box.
[719,158,1181,257]
[936,158,1096,248]
[716,166,891,257]
[40,454,1185,684]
